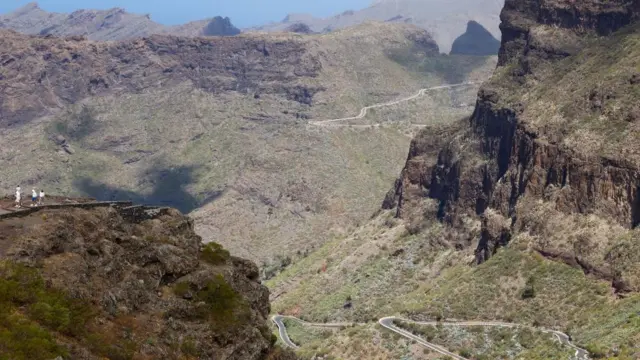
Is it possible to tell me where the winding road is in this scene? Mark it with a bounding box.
[308,82,480,127]
[273,315,590,360]
[277,80,590,359]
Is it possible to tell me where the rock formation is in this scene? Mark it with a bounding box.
[385,0,640,287]
[0,29,322,128]
[450,20,500,55]
[0,203,296,359]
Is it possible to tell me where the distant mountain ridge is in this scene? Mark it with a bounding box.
[248,0,504,53]
[0,2,240,40]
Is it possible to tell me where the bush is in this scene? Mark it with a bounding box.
[584,343,608,358]
[201,242,231,265]
[0,262,98,360]
[0,313,67,360]
[173,282,191,297]
[521,276,536,299]
[191,274,250,332]
[180,338,199,357]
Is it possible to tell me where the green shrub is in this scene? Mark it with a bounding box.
[201,242,231,265]
[173,282,191,297]
[0,313,67,360]
[191,274,249,331]
[459,348,472,357]
[180,338,199,357]
[584,343,608,358]
[521,276,536,299]
[0,262,97,360]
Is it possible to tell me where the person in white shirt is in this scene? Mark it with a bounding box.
[15,186,21,208]
[31,189,38,207]
[39,190,45,205]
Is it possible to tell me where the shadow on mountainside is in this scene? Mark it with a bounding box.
[74,166,223,214]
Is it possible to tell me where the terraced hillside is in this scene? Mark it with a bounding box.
[0,22,496,267]
[267,0,640,359]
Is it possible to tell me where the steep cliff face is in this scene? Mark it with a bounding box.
[388,0,640,287]
[0,29,321,128]
[0,204,295,360]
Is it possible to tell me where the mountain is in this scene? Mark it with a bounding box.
[450,20,500,55]
[0,2,240,40]
[267,0,640,358]
[0,202,296,359]
[0,22,496,271]
[247,0,504,53]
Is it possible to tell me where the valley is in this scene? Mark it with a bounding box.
[1,0,640,359]
[0,21,496,268]
[265,0,640,359]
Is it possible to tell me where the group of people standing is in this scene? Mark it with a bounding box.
[14,186,45,208]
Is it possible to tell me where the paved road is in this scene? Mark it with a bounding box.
[308,82,480,127]
[272,315,299,349]
[378,317,467,359]
[273,315,590,360]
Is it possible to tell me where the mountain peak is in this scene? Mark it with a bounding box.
[12,2,41,15]
[450,19,500,55]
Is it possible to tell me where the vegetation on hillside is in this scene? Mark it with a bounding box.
[392,320,573,359]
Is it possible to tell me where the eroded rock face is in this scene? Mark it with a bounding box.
[498,0,640,65]
[2,206,286,359]
[386,0,640,282]
[0,29,323,127]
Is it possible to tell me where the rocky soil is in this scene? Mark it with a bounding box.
[0,203,296,360]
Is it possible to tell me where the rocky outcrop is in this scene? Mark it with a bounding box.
[202,16,241,36]
[497,0,640,66]
[285,23,314,34]
[450,20,500,55]
[387,0,640,274]
[0,204,293,359]
[0,29,323,127]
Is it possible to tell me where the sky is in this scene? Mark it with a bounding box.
[0,0,373,28]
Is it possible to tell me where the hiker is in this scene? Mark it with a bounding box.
[31,188,38,207]
[15,186,21,208]
[39,189,45,205]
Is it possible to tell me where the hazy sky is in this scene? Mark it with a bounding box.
[0,0,373,27]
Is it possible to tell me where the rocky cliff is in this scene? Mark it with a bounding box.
[0,203,295,359]
[386,0,640,291]
[0,28,322,128]
[0,2,240,40]
[450,20,501,55]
